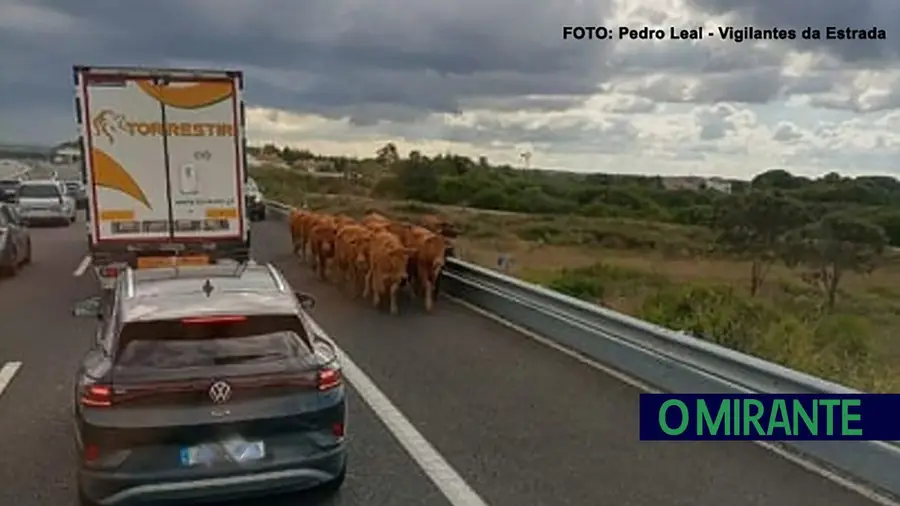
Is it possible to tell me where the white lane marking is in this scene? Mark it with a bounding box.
[305,318,490,506]
[449,296,900,506]
[73,255,91,277]
[0,361,22,398]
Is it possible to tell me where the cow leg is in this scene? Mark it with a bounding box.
[389,282,400,315]
[406,260,418,299]
[363,267,372,299]
[349,266,360,299]
[372,279,382,308]
[307,241,317,267]
[423,277,435,312]
[318,255,328,281]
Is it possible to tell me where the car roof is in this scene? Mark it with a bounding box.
[19,179,60,186]
[119,262,302,322]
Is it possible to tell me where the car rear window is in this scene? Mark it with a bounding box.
[18,184,60,198]
[115,315,314,369]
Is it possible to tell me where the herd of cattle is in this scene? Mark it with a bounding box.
[288,209,458,315]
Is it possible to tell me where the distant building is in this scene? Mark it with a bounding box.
[662,176,732,194]
[662,176,705,191]
[53,146,81,164]
[247,153,288,169]
[705,177,732,194]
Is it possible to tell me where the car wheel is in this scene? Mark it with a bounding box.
[22,239,31,265]
[0,249,18,277]
[77,486,100,506]
[258,209,267,221]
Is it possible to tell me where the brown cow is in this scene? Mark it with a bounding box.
[362,211,392,231]
[308,214,339,280]
[334,214,356,228]
[365,230,416,315]
[406,226,447,312]
[333,223,373,297]
[289,209,309,257]
[421,214,458,238]
[291,209,322,261]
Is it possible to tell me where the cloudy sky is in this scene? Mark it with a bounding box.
[1,0,899,179]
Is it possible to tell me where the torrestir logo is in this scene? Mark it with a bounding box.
[91,109,234,145]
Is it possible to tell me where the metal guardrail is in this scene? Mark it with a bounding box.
[264,199,900,498]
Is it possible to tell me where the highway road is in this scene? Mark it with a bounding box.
[0,211,889,505]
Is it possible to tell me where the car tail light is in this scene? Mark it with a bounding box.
[332,422,345,438]
[81,384,113,407]
[99,265,120,278]
[181,315,247,324]
[317,368,342,391]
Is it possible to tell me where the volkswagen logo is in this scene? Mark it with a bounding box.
[209,380,232,404]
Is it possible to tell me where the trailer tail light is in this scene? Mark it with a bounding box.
[99,264,125,278]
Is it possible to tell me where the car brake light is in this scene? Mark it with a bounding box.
[332,422,345,438]
[181,315,248,324]
[317,368,342,391]
[81,384,113,407]
[100,266,119,278]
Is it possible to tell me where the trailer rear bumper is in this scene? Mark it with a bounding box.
[89,238,251,286]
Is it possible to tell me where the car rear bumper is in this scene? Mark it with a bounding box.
[247,200,266,216]
[79,444,346,505]
[20,210,71,222]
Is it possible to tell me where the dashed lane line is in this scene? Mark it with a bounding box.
[0,361,22,399]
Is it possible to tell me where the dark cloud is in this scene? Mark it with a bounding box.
[0,0,613,142]
[2,0,900,149]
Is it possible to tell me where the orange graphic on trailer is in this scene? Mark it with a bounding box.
[89,147,152,209]
[135,80,233,109]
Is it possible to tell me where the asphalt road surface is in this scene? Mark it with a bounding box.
[0,213,887,506]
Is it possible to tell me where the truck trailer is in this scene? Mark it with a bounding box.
[73,65,251,289]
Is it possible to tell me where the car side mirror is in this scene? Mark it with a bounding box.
[73,295,103,319]
[295,292,316,310]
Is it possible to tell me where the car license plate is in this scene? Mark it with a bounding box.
[180,444,220,467]
[222,436,266,462]
[137,255,209,269]
[179,439,266,467]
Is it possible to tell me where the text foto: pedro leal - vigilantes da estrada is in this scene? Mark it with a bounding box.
[563,25,887,41]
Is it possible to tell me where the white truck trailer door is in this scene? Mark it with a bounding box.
[150,75,245,241]
[80,72,171,241]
